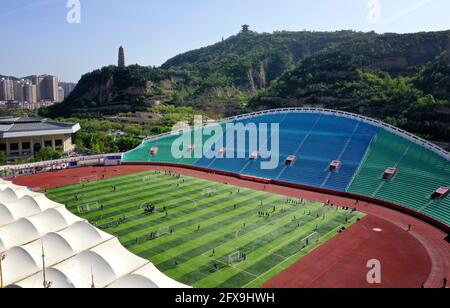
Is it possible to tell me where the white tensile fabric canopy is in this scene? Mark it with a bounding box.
[108,263,187,289]
[0,181,189,289]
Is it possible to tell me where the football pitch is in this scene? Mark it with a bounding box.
[45,170,364,288]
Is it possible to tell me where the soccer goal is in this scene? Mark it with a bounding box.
[77,201,101,214]
[155,226,172,238]
[300,232,321,248]
[142,175,153,182]
[202,187,217,197]
[79,175,98,185]
[228,251,243,265]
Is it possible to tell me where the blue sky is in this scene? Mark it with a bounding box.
[0,0,449,82]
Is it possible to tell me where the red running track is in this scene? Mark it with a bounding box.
[11,165,450,288]
[264,215,432,288]
[11,166,156,190]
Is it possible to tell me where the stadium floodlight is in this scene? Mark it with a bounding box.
[0,252,7,289]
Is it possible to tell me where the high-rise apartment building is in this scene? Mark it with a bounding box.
[0,78,14,101]
[23,82,37,103]
[13,80,24,102]
[31,75,58,101]
[44,75,58,101]
[57,86,65,103]
[1,75,65,106]
[31,75,43,100]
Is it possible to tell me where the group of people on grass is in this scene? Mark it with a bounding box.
[143,203,156,214]
[286,198,304,206]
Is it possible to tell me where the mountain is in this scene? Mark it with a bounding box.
[43,30,370,117]
[42,65,199,118]
[0,75,19,80]
[250,31,450,141]
[415,51,450,99]
[162,30,372,92]
[0,74,43,81]
[42,29,450,141]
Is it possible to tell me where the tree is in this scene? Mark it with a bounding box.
[115,137,141,152]
[0,151,6,164]
[35,148,63,161]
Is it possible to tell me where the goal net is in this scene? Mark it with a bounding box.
[155,226,172,238]
[300,232,321,248]
[202,187,217,197]
[77,201,101,214]
[79,175,98,184]
[142,174,153,182]
[228,251,243,265]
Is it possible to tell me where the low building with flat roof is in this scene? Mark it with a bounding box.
[0,117,80,160]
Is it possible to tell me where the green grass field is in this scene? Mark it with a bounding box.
[45,170,364,288]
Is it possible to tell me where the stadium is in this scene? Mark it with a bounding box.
[2,108,449,288]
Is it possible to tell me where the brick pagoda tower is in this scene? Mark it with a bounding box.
[118,46,125,68]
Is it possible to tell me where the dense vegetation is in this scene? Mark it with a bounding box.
[251,31,450,141]
[41,29,450,142]
[55,118,143,155]
[41,65,198,118]
[58,105,200,156]
[42,31,370,118]
[162,30,371,91]
[0,103,200,165]
[0,108,38,118]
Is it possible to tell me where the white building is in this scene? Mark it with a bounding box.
[0,117,80,160]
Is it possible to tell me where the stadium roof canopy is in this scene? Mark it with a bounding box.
[0,117,80,139]
[0,178,187,288]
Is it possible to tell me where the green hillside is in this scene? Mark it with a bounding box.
[250,31,450,141]
[43,30,368,118]
[42,29,450,141]
[162,30,371,91]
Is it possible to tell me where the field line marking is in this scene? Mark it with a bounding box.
[202,254,258,277]
[242,213,363,288]
[272,252,291,259]
[241,221,348,288]
[204,202,320,254]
